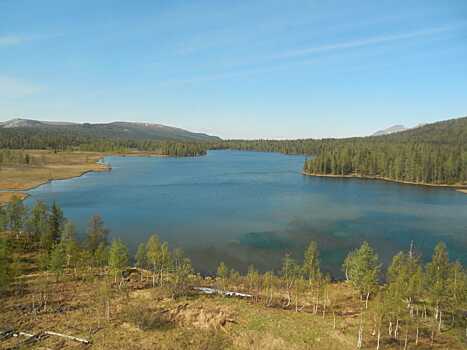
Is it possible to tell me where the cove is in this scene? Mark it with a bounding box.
[25,150,467,277]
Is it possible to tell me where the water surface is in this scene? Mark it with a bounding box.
[26,150,467,276]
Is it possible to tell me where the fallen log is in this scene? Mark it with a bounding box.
[194,287,252,298]
[44,331,90,344]
[8,331,49,350]
[3,329,90,347]
[0,329,15,341]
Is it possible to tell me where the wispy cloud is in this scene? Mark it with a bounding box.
[0,76,43,98]
[0,35,30,47]
[0,33,61,47]
[157,24,462,87]
[275,25,457,59]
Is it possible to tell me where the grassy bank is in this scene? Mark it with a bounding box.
[0,150,172,205]
[0,151,109,205]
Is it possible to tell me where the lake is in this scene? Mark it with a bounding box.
[25,150,467,277]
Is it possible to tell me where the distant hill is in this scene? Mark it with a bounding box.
[0,118,220,142]
[372,125,408,136]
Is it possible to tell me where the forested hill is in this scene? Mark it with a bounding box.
[304,116,467,186]
[0,118,220,156]
[0,118,220,142]
[215,117,466,186]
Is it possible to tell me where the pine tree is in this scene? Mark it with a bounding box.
[48,201,64,244]
[27,200,48,241]
[6,196,26,235]
[85,214,109,253]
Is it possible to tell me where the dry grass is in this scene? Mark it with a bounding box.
[0,192,28,205]
[0,151,108,191]
[0,237,465,350]
[1,269,465,349]
[0,150,110,205]
[0,149,170,205]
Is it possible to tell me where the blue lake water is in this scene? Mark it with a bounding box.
[25,150,467,276]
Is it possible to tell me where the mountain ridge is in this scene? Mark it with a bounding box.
[0,118,221,142]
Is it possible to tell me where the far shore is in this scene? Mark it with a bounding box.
[303,171,467,194]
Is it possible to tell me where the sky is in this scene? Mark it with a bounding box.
[1,0,466,139]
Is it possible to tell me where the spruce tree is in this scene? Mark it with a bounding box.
[48,201,64,243]
[85,214,109,253]
[27,200,48,241]
[6,196,26,235]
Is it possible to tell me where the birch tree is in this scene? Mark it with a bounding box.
[217,262,228,292]
[146,234,161,287]
[343,241,381,308]
[108,239,129,287]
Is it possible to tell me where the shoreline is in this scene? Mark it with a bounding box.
[3,155,466,206]
[303,171,467,193]
[0,150,186,205]
[0,156,111,205]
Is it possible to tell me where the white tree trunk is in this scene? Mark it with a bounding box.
[376,329,381,350]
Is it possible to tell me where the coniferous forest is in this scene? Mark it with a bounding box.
[303,117,467,185]
[222,117,467,186]
[0,127,209,157]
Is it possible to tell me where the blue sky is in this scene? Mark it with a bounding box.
[1,0,466,139]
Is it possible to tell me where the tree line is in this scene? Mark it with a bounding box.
[0,197,194,300]
[304,141,465,185]
[218,117,467,185]
[1,198,465,348]
[2,116,466,183]
[215,241,466,348]
[0,128,209,157]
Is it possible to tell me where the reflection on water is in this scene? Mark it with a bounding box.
[26,150,467,277]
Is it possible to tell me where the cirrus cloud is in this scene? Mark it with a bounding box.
[0,35,29,47]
